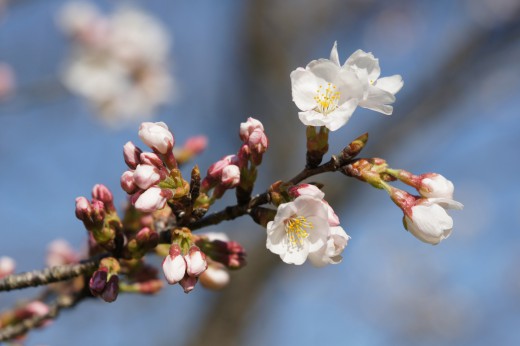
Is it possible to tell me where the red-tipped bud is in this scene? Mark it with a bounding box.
[179,275,198,294]
[136,227,159,250]
[101,275,119,303]
[75,196,92,222]
[121,170,138,194]
[185,246,207,277]
[123,141,142,169]
[92,184,114,211]
[139,152,165,169]
[89,269,108,296]
[162,244,186,284]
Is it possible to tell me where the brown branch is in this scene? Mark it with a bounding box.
[0,253,108,292]
[0,292,87,341]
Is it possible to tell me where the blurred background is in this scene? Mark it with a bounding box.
[1,0,520,345]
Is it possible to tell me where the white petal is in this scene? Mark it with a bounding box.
[307,59,343,83]
[344,49,381,82]
[330,41,340,66]
[321,99,359,131]
[280,242,309,265]
[426,198,464,210]
[290,67,320,111]
[405,204,453,245]
[375,75,403,95]
[359,85,396,115]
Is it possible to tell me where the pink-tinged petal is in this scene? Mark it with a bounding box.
[134,187,168,212]
[185,246,208,277]
[138,122,174,154]
[162,245,186,284]
[280,241,310,265]
[133,164,162,190]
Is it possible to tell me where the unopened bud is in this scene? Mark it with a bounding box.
[134,187,169,212]
[341,132,368,161]
[91,200,106,224]
[136,227,159,251]
[138,122,175,154]
[121,170,138,194]
[123,141,142,169]
[139,152,164,169]
[89,269,108,296]
[134,164,163,190]
[220,165,240,188]
[184,136,207,155]
[75,196,92,222]
[92,184,114,211]
[185,246,207,277]
[162,244,186,284]
[179,275,198,294]
[101,275,119,303]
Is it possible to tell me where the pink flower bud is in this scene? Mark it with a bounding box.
[162,244,186,284]
[139,152,164,169]
[0,256,15,278]
[248,128,268,154]
[0,63,15,99]
[179,275,198,294]
[185,246,208,277]
[134,187,169,212]
[92,184,114,211]
[136,227,159,250]
[183,136,208,155]
[138,122,174,154]
[123,141,142,169]
[101,275,119,303]
[239,117,264,142]
[133,164,162,190]
[120,170,138,194]
[207,155,236,180]
[199,263,230,290]
[91,200,106,224]
[75,196,92,221]
[220,165,240,188]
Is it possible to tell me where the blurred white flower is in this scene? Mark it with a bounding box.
[59,2,174,125]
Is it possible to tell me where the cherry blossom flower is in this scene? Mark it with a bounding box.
[290,47,364,131]
[308,226,350,267]
[266,195,331,265]
[331,42,403,115]
[138,122,175,154]
[134,187,170,212]
[403,198,463,245]
[416,173,455,199]
[162,244,186,285]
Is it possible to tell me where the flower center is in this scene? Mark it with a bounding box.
[314,83,340,115]
[284,215,313,247]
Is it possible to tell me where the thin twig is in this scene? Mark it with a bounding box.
[0,253,109,292]
[0,292,87,341]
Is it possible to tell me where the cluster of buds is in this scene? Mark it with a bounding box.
[201,117,268,202]
[162,243,208,293]
[344,159,463,245]
[58,2,173,123]
[89,257,120,303]
[75,184,123,251]
[121,122,188,213]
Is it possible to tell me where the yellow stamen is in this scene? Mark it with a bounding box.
[285,215,313,247]
[313,83,340,115]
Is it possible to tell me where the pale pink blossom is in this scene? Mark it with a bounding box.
[199,263,230,290]
[417,173,454,199]
[239,117,264,142]
[220,165,240,188]
[138,122,174,154]
[120,170,138,194]
[134,187,169,212]
[46,239,79,267]
[0,256,15,278]
[308,226,350,267]
[123,141,142,169]
[133,164,162,190]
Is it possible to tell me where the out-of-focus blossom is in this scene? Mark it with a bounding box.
[199,262,230,290]
[0,256,15,278]
[0,63,15,100]
[59,2,174,124]
[179,275,197,294]
[46,239,80,267]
